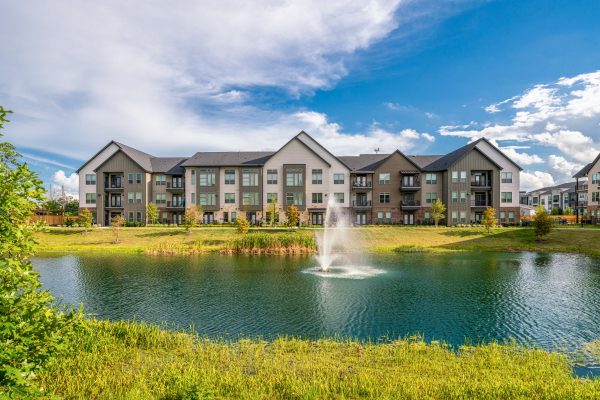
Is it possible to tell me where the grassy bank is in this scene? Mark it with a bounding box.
[36,226,600,257]
[35,319,599,399]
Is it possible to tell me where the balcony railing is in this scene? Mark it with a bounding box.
[401,200,421,208]
[105,199,123,208]
[104,182,124,189]
[400,182,421,190]
[352,181,372,189]
[471,200,492,207]
[470,181,491,187]
[352,200,372,208]
[167,182,185,190]
[167,200,185,208]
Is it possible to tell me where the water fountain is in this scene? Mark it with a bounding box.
[305,196,385,279]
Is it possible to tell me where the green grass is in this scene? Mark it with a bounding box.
[35,226,600,257]
[34,319,599,399]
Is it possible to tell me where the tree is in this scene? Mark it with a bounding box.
[235,213,250,234]
[267,201,279,227]
[533,205,554,240]
[482,207,497,233]
[285,204,300,228]
[146,202,158,225]
[564,206,573,216]
[0,106,78,393]
[430,199,446,228]
[64,199,79,215]
[182,206,201,232]
[79,208,94,233]
[111,214,124,243]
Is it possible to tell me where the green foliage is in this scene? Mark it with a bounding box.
[266,201,279,227]
[0,106,80,394]
[551,207,563,215]
[43,199,63,212]
[235,214,250,234]
[228,232,316,253]
[482,207,497,233]
[430,199,446,227]
[146,202,158,225]
[182,207,201,232]
[64,199,79,215]
[533,205,554,239]
[79,209,94,233]
[111,214,124,243]
[285,204,300,228]
[564,206,574,216]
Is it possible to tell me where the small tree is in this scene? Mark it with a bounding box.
[482,207,497,233]
[235,213,250,234]
[111,214,124,243]
[146,202,158,225]
[533,205,554,240]
[564,206,573,216]
[430,199,446,227]
[79,208,94,233]
[267,201,279,227]
[285,204,300,228]
[182,206,201,232]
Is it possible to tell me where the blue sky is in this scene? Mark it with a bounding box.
[1,0,600,195]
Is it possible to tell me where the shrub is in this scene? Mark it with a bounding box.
[285,204,300,228]
[533,205,553,239]
[235,214,250,234]
[482,207,497,233]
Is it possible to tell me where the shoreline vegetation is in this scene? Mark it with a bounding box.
[36,319,600,399]
[35,226,600,257]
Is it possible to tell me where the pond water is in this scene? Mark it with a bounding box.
[32,252,600,373]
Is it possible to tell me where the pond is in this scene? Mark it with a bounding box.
[32,252,599,365]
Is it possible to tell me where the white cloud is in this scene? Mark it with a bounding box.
[51,170,79,198]
[520,171,555,192]
[547,155,583,180]
[498,146,543,166]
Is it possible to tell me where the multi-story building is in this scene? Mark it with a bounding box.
[520,182,578,214]
[78,133,521,226]
[574,152,600,222]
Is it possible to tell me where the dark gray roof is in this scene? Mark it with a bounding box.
[181,151,274,167]
[114,141,155,171]
[422,139,503,171]
[526,181,577,195]
[574,163,593,178]
[408,155,443,169]
[150,157,187,175]
[338,154,389,172]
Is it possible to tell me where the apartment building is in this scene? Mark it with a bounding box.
[574,152,600,221]
[520,182,578,214]
[78,133,521,226]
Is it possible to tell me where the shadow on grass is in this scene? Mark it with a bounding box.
[137,231,186,238]
[44,229,85,236]
[439,230,485,238]
[436,229,545,252]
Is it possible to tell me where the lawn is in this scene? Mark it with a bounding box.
[35,226,600,257]
[37,319,600,399]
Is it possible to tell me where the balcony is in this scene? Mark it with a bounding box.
[401,200,421,209]
[104,182,124,191]
[471,200,492,208]
[352,200,372,208]
[470,181,492,189]
[352,181,372,189]
[166,182,185,191]
[400,183,421,191]
[105,200,123,209]
[167,200,185,209]
[577,184,589,192]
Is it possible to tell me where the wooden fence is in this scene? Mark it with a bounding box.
[31,215,78,226]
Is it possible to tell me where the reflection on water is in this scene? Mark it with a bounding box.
[303,265,386,279]
[33,252,599,352]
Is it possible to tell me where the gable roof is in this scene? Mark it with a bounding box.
[408,155,443,169]
[150,157,187,174]
[78,140,156,173]
[474,137,523,171]
[76,140,120,173]
[423,139,503,171]
[526,181,577,195]
[377,149,424,172]
[573,153,600,178]
[294,131,351,170]
[181,151,274,167]
[338,154,389,172]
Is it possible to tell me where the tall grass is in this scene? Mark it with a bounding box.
[226,232,317,254]
[36,319,600,399]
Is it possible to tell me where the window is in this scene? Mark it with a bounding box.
[500,211,506,221]
[501,192,512,203]
[285,192,303,206]
[553,195,560,203]
[312,193,323,203]
[385,211,391,223]
[224,170,235,185]
[377,211,383,223]
[155,193,166,204]
[85,174,96,185]
[460,191,467,203]
[533,196,539,205]
[267,193,278,203]
[451,192,458,203]
[242,170,259,186]
[312,169,323,184]
[334,193,344,204]
[136,212,142,222]
[508,212,515,223]
[425,192,437,204]
[266,169,277,185]
[136,173,142,184]
[191,193,196,205]
[155,175,166,185]
[379,173,391,184]
[451,211,458,224]
[85,193,96,204]
[379,192,390,203]
[128,173,134,184]
[593,192,600,202]
[199,169,216,186]
[460,211,466,224]
[286,172,303,186]
[424,212,430,222]
[425,173,437,184]
[128,192,134,203]
[231,212,237,222]
[334,173,345,184]
[199,193,216,206]
[592,173,600,185]
[451,171,458,183]
[501,172,513,184]
[128,212,134,222]
[135,192,142,204]
[225,193,236,204]
[191,170,196,185]
[460,171,467,183]
[242,192,259,206]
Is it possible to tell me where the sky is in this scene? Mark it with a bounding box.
[1,0,600,197]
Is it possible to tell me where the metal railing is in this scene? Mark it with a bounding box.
[352,200,372,207]
[471,200,492,207]
[352,181,372,188]
[470,181,491,187]
[167,200,185,208]
[167,182,185,189]
[401,200,421,207]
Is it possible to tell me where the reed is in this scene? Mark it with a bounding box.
[226,232,317,254]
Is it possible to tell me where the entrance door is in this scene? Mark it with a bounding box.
[247,212,257,224]
[403,213,414,225]
[355,213,367,225]
[474,212,483,223]
[203,212,214,224]
[311,212,324,225]
[356,193,368,206]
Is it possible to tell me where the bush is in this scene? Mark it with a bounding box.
[235,214,250,234]
[533,205,553,239]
